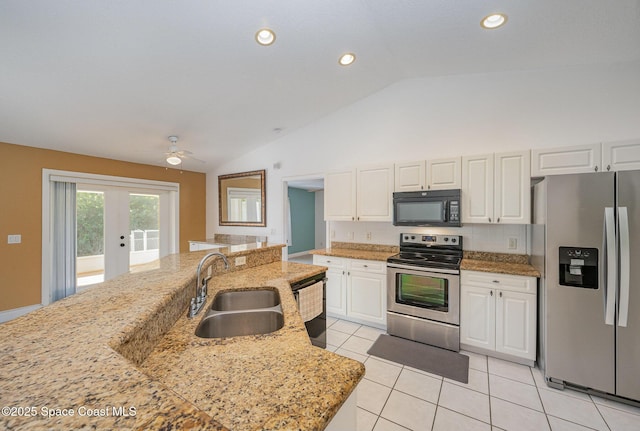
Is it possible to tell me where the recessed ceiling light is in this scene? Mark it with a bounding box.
[339,53,356,66]
[481,13,508,29]
[255,28,276,46]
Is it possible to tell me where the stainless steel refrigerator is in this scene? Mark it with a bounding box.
[532,171,640,402]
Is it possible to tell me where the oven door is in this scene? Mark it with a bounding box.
[387,263,459,325]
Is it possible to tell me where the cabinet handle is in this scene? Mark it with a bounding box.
[499,291,503,298]
[497,217,500,223]
[490,290,493,296]
[595,165,599,172]
[607,165,611,171]
[352,217,355,221]
[492,280,500,283]
[488,217,492,223]
[427,185,431,190]
[364,264,368,268]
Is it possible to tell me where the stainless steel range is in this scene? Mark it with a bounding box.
[387,233,463,351]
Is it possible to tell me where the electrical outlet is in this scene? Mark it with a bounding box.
[508,237,518,249]
[235,256,246,266]
[366,232,372,240]
[8,234,21,244]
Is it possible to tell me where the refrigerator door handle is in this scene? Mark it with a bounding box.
[604,207,616,326]
[618,207,630,327]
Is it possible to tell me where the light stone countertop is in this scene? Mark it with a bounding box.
[0,247,364,431]
[310,242,399,262]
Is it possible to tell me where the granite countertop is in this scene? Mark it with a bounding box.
[461,251,541,278]
[0,248,364,430]
[310,242,399,262]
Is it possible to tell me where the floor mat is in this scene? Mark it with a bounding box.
[367,334,469,383]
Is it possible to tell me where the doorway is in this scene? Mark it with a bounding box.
[283,176,325,263]
[42,170,179,305]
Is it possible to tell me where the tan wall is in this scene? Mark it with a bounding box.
[0,142,206,312]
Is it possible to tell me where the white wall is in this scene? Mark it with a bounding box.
[314,190,326,249]
[206,60,640,253]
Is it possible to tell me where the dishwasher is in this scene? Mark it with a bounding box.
[291,273,327,348]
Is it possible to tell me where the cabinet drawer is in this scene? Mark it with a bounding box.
[313,255,346,269]
[461,270,536,294]
[348,259,386,274]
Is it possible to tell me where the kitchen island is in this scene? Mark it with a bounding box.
[0,244,364,430]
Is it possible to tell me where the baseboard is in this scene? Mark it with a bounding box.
[460,343,536,367]
[0,304,42,324]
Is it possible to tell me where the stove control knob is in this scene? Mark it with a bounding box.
[404,236,409,240]
[451,238,457,243]
[444,237,449,242]
[411,236,416,240]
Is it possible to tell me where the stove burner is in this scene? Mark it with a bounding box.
[388,233,463,271]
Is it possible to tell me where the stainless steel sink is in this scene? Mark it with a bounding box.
[195,288,284,339]
[195,309,284,338]
[211,288,280,311]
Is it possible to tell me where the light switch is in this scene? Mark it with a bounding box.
[8,234,21,244]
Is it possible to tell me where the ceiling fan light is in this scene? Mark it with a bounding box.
[166,155,182,165]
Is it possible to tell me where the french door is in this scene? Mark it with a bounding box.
[76,186,172,287]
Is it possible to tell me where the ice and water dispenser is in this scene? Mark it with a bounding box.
[559,247,598,289]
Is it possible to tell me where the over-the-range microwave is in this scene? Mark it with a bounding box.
[392,189,461,227]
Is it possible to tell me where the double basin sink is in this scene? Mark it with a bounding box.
[195,288,284,339]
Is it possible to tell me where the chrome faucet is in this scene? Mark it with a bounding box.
[189,252,230,318]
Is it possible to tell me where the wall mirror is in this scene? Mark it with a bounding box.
[218,169,266,226]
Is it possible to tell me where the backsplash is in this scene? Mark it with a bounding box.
[328,221,528,255]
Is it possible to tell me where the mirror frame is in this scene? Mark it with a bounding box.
[218,169,266,227]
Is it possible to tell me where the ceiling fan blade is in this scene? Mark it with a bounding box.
[182,153,206,163]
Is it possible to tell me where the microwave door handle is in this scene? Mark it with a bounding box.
[443,200,448,222]
[618,207,630,327]
[603,207,616,326]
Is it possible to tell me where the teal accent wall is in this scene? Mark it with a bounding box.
[288,187,316,254]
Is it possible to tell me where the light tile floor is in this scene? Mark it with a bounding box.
[324,317,640,431]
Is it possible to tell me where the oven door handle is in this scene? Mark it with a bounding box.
[386,263,460,275]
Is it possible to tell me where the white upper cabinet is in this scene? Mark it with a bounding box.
[494,151,531,224]
[394,161,425,192]
[602,139,640,172]
[324,169,357,221]
[531,143,601,176]
[394,157,461,192]
[356,164,394,221]
[462,151,530,224]
[462,154,494,223]
[426,157,462,190]
[325,165,393,221]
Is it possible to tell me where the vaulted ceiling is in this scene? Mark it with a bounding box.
[2,1,639,171]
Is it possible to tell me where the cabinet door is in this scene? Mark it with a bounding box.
[496,290,536,360]
[602,139,640,172]
[325,169,356,221]
[460,285,495,350]
[462,154,494,223]
[356,164,394,221]
[347,270,386,328]
[395,161,425,192]
[494,151,531,224]
[326,268,347,317]
[426,157,461,190]
[531,143,601,176]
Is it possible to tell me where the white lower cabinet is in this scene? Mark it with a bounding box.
[460,270,537,365]
[313,255,387,329]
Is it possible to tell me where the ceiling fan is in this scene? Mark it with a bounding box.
[164,136,205,166]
